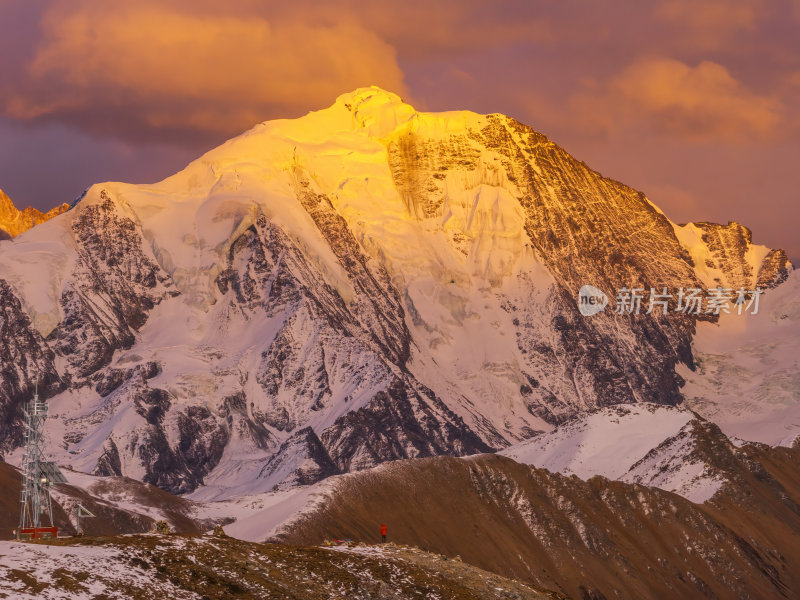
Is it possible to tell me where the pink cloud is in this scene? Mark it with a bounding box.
[570,58,782,143]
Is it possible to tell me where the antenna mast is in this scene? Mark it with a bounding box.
[17,387,66,540]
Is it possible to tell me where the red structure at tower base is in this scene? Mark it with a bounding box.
[16,526,58,540]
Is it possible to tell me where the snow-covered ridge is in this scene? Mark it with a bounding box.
[501,404,724,503]
[672,221,791,291]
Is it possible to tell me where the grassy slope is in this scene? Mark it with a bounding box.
[278,448,800,600]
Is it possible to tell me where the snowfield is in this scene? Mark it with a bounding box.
[681,269,800,447]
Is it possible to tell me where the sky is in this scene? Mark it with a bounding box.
[0,0,798,261]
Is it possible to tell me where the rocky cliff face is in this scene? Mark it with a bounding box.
[389,114,706,424]
[0,87,793,496]
[49,190,178,382]
[0,280,62,451]
[0,188,69,238]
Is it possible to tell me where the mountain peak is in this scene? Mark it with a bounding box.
[332,86,418,137]
[0,88,795,505]
[335,86,406,109]
[0,189,70,238]
[0,188,14,213]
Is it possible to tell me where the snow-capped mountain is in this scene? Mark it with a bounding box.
[0,188,69,239]
[0,87,794,496]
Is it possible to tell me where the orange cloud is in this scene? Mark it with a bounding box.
[571,58,781,142]
[1,1,407,142]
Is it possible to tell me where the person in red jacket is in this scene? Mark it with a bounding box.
[380,523,387,543]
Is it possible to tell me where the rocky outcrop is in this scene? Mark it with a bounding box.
[258,427,340,490]
[686,220,791,291]
[48,190,177,381]
[94,437,123,477]
[757,248,791,288]
[0,188,69,238]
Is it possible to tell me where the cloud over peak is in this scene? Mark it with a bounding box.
[2,2,406,143]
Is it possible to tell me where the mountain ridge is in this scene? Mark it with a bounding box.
[0,86,794,498]
[278,446,800,600]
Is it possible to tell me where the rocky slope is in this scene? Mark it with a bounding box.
[0,188,69,238]
[0,535,560,599]
[0,86,793,498]
[0,460,215,539]
[279,449,800,600]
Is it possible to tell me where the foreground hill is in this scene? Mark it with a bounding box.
[2,425,798,598]
[0,534,560,600]
[278,449,800,600]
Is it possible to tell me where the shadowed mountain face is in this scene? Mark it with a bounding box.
[279,444,800,600]
[0,87,792,496]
